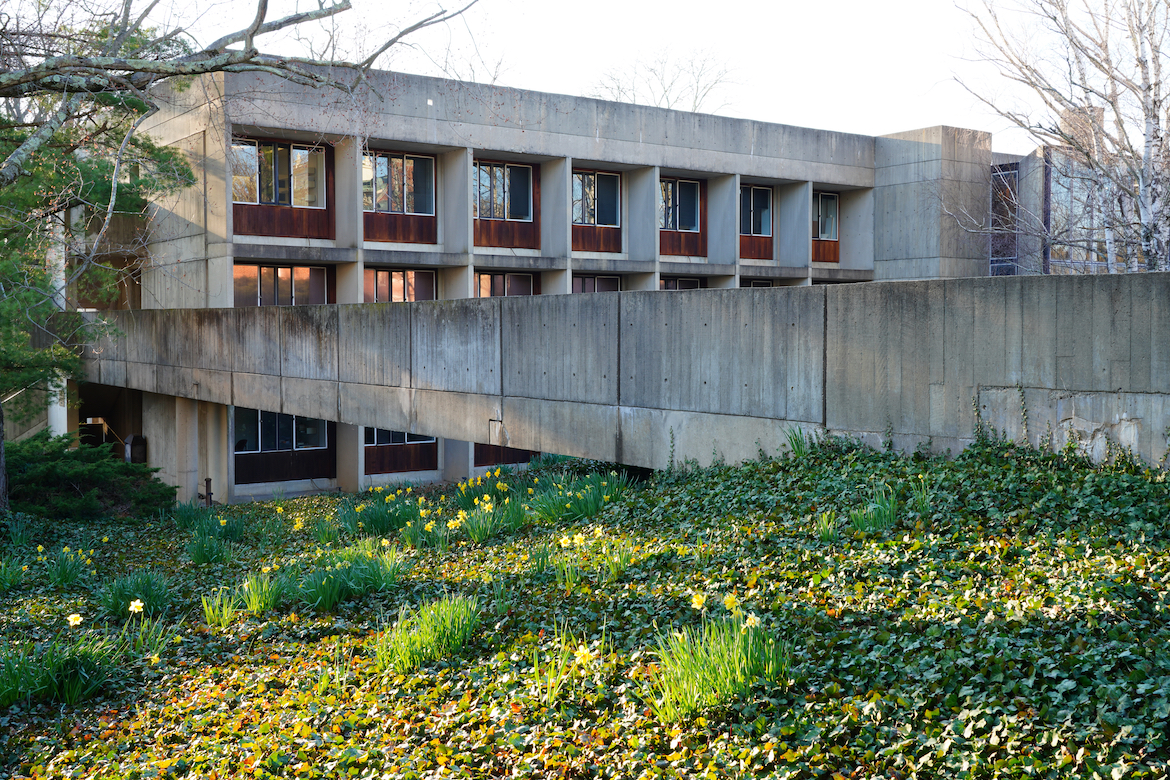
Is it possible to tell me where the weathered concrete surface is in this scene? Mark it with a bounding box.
[85,273,1170,470]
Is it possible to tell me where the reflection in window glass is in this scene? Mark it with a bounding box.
[234,408,259,452]
[233,265,258,307]
[230,141,258,203]
[659,180,676,230]
[596,173,620,226]
[677,181,699,231]
[740,185,772,237]
[473,162,532,221]
[817,193,839,241]
[291,148,324,208]
[295,417,325,449]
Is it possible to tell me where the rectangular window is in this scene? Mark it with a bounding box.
[573,171,621,227]
[474,162,533,222]
[476,272,535,297]
[362,269,437,303]
[740,185,773,237]
[232,139,325,208]
[990,165,1019,273]
[362,152,436,215]
[572,275,620,293]
[815,192,839,241]
[364,428,436,446]
[235,408,327,452]
[233,264,328,306]
[660,277,701,290]
[660,178,701,232]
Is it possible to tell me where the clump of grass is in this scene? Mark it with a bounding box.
[911,473,935,516]
[463,505,498,544]
[241,571,286,614]
[297,568,348,612]
[531,622,578,709]
[172,500,212,531]
[814,510,839,543]
[196,513,246,543]
[599,540,637,584]
[3,512,36,548]
[0,556,26,593]
[370,595,481,674]
[39,633,122,705]
[785,427,810,458]
[187,527,231,565]
[98,570,172,619]
[311,515,340,544]
[651,617,789,722]
[44,546,88,587]
[201,588,240,629]
[554,555,582,593]
[529,542,553,576]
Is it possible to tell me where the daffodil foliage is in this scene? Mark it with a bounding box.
[1,437,1168,778]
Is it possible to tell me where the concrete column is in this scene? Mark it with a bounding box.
[336,422,362,493]
[143,393,200,503]
[708,173,739,266]
[47,375,68,438]
[627,166,660,264]
[541,156,572,261]
[198,401,229,505]
[625,271,659,291]
[441,265,474,300]
[441,439,472,483]
[206,118,232,309]
[778,181,813,268]
[334,136,365,304]
[541,269,572,295]
[840,189,875,272]
[441,147,474,255]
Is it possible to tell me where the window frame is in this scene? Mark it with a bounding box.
[572,170,621,227]
[231,138,327,209]
[659,177,702,233]
[572,275,621,293]
[740,185,773,237]
[233,264,328,307]
[362,151,437,216]
[364,428,437,446]
[362,268,437,303]
[234,408,328,453]
[815,192,839,241]
[474,161,534,223]
[475,271,535,298]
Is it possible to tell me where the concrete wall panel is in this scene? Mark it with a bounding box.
[411,299,501,396]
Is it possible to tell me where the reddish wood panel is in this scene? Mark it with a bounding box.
[234,423,337,484]
[572,225,622,253]
[365,442,438,474]
[739,234,773,260]
[364,212,438,244]
[474,444,535,467]
[233,146,335,240]
[812,239,840,263]
[660,180,707,257]
[474,165,542,250]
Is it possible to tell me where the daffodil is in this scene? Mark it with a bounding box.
[573,644,595,665]
[723,594,741,612]
[744,612,761,630]
[275,506,284,514]
[424,522,435,533]
[36,545,43,553]
[220,518,227,526]
[101,536,109,543]
[528,487,534,495]
[67,613,82,627]
[129,599,144,614]
[691,593,707,610]
[150,654,161,665]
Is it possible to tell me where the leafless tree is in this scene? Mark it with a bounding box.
[962,0,1170,272]
[590,50,733,114]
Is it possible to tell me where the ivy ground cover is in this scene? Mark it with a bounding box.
[1,437,1169,779]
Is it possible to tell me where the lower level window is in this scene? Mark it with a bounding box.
[573,275,620,293]
[660,277,701,290]
[365,428,436,445]
[234,408,327,452]
[476,272,534,297]
[234,265,327,307]
[364,269,436,302]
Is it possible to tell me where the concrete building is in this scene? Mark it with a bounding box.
[59,69,1000,503]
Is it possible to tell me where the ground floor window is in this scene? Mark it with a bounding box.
[659,277,703,290]
[234,408,327,452]
[364,428,438,475]
[572,275,620,293]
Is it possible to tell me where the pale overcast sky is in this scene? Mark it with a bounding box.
[191,0,1038,154]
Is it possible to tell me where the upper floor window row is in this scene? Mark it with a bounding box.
[740,185,772,237]
[363,152,435,215]
[475,161,532,222]
[659,178,701,232]
[815,192,839,241]
[573,171,620,227]
[231,140,325,208]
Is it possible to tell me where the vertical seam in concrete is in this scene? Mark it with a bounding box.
[821,285,828,429]
[615,291,623,463]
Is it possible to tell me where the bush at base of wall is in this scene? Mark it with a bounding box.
[5,432,177,520]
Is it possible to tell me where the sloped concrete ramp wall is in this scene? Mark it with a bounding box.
[84,273,1170,469]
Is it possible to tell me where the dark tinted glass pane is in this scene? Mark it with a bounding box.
[275,145,291,205]
[596,173,619,226]
[408,156,435,214]
[364,427,375,445]
[276,413,294,450]
[377,428,392,445]
[409,270,435,301]
[506,274,533,296]
[677,278,700,289]
[234,407,259,452]
[234,265,258,307]
[363,268,376,303]
[572,276,584,293]
[406,432,435,443]
[260,410,278,451]
[277,267,292,306]
[259,143,276,203]
[390,430,406,444]
[740,186,752,235]
[260,266,276,306]
[295,417,325,449]
[507,166,530,220]
[492,274,506,298]
[376,156,390,212]
[596,276,620,292]
[753,187,771,236]
[678,181,699,231]
[308,267,326,304]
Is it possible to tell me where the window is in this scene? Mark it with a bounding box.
[233,265,327,307]
[990,165,1019,275]
[476,272,535,297]
[740,185,772,237]
[234,408,327,452]
[659,277,701,290]
[363,269,436,303]
[572,275,620,293]
[362,152,435,215]
[659,178,700,232]
[573,171,620,227]
[814,192,839,241]
[364,429,436,446]
[231,139,325,208]
[474,162,532,221]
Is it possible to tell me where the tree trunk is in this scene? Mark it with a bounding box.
[0,401,8,514]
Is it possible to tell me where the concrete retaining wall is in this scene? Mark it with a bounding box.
[84,273,1170,470]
